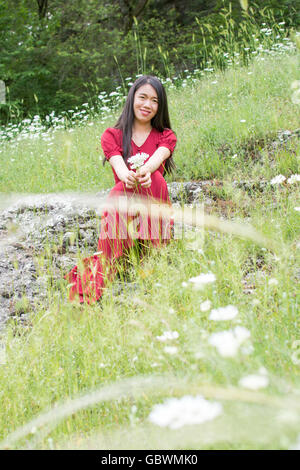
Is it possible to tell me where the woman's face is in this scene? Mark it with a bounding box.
[133,83,158,124]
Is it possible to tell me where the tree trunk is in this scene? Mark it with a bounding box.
[122,0,150,33]
[36,0,48,20]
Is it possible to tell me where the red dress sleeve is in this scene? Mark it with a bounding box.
[101,128,123,161]
[158,128,177,156]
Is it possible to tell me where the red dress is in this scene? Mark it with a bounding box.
[65,126,177,303]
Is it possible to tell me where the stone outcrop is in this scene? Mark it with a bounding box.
[0,177,286,329]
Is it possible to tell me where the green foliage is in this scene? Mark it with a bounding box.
[0,54,299,191]
[0,0,299,123]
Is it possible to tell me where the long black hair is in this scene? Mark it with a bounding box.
[103,75,176,175]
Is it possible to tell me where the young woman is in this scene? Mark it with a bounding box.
[66,75,177,303]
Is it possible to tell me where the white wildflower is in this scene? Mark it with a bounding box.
[270,174,286,185]
[156,331,179,342]
[287,174,300,184]
[208,326,251,357]
[200,300,212,312]
[209,305,238,321]
[239,374,269,390]
[294,207,300,212]
[148,395,222,429]
[268,278,279,286]
[128,152,149,169]
[240,119,246,123]
[188,272,216,289]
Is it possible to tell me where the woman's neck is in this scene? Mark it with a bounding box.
[132,120,152,135]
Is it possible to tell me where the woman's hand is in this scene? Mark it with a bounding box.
[136,166,152,188]
[123,169,138,189]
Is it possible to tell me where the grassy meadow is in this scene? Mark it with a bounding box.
[0,51,299,449]
[1,53,299,192]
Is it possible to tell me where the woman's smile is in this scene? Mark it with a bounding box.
[140,108,151,116]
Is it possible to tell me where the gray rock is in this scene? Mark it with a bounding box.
[0,193,106,330]
[1,159,298,330]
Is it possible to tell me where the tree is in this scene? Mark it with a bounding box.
[118,0,151,32]
[36,0,48,19]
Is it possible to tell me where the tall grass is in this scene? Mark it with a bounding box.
[0,53,299,192]
[0,180,299,449]
[192,3,293,71]
[0,154,299,449]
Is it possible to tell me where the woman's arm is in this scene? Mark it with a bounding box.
[109,155,137,188]
[136,147,171,188]
[141,147,171,174]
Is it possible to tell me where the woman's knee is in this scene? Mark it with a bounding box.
[109,181,126,195]
[151,170,165,184]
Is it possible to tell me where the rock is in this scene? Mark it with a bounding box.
[0,193,106,330]
[1,167,295,330]
[0,187,202,328]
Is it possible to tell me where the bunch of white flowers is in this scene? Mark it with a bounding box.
[127,152,149,170]
[270,174,286,185]
[200,299,212,312]
[148,395,222,429]
[209,305,239,321]
[238,373,269,390]
[188,272,216,287]
[287,174,300,184]
[208,326,251,357]
[156,331,179,342]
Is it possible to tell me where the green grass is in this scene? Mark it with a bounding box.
[0,52,299,450]
[0,53,299,192]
